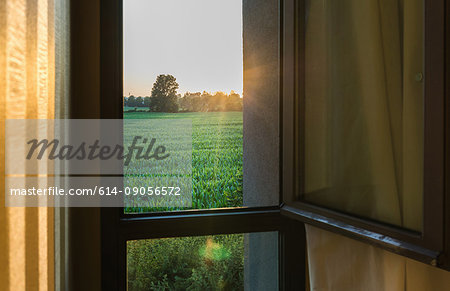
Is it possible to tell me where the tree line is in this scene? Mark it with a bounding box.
[124,74,242,112]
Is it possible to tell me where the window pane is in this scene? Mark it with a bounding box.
[123,0,244,212]
[302,0,424,231]
[127,232,278,290]
[123,0,280,213]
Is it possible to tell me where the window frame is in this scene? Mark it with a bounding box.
[99,0,307,290]
[98,0,450,289]
[281,0,449,270]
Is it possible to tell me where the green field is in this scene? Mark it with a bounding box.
[123,111,243,210]
[124,111,244,289]
[127,234,244,291]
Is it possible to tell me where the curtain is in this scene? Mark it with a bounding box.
[304,0,450,289]
[0,0,69,290]
[306,225,450,291]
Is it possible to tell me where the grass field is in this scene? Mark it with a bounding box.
[127,234,244,290]
[123,111,243,210]
[124,111,244,289]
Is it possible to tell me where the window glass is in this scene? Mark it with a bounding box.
[127,232,279,290]
[123,0,244,212]
[302,0,424,231]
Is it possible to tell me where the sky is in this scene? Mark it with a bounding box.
[123,0,243,97]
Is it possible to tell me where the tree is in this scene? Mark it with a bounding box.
[149,74,179,112]
[135,96,144,107]
[143,97,151,107]
[226,92,242,111]
[211,91,227,111]
[127,95,136,107]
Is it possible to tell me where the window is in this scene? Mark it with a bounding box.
[123,0,245,212]
[98,1,450,290]
[282,0,448,270]
[100,0,305,290]
[127,232,278,290]
[121,0,280,214]
[302,0,424,231]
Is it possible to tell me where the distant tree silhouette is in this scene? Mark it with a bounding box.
[226,92,242,111]
[149,74,179,112]
[127,95,136,107]
[178,90,242,112]
[135,96,144,107]
[143,97,151,107]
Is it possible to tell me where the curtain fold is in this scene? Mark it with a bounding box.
[0,0,68,290]
[306,225,450,291]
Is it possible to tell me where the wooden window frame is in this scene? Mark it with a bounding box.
[96,0,450,290]
[99,0,307,290]
[281,0,450,271]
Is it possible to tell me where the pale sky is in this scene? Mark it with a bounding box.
[124,0,243,97]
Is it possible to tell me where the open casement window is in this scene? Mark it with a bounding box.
[96,0,449,289]
[282,0,450,271]
[99,0,306,290]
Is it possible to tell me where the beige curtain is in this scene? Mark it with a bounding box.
[304,0,450,289]
[0,0,69,290]
[306,225,450,291]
